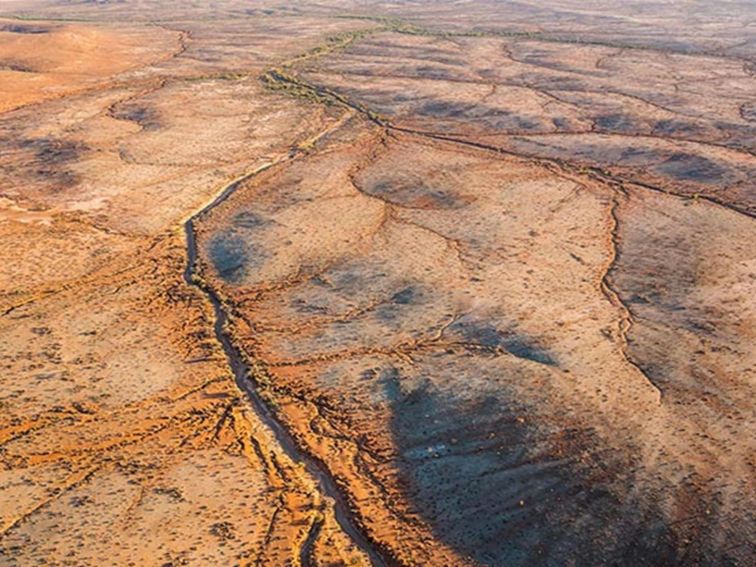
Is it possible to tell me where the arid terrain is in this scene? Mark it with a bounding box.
[0,1,754,566]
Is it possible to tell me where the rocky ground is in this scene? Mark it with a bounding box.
[0,1,753,566]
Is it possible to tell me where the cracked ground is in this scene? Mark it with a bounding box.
[0,1,754,566]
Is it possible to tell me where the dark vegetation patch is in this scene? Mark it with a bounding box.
[110,104,161,131]
[288,263,392,316]
[244,8,277,16]
[514,72,589,91]
[416,100,541,131]
[739,102,756,123]
[374,285,423,324]
[363,175,465,209]
[0,61,35,73]
[615,146,663,165]
[22,137,85,166]
[508,138,717,175]
[607,220,727,399]
[289,296,330,315]
[551,117,572,130]
[406,65,468,81]
[232,211,269,229]
[637,38,700,55]
[653,152,730,184]
[209,521,236,541]
[508,47,604,77]
[652,119,709,137]
[326,263,388,292]
[208,231,262,284]
[609,227,701,320]
[390,286,416,305]
[0,137,86,189]
[450,318,558,366]
[0,24,50,34]
[594,113,641,133]
[383,370,689,566]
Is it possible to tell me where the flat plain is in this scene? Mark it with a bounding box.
[0,1,754,566]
